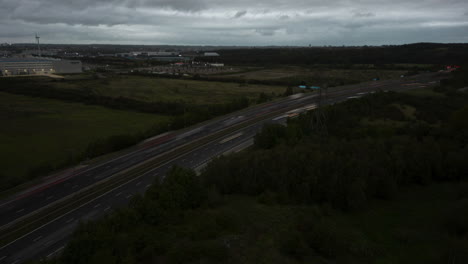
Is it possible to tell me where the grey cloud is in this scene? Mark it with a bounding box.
[0,0,467,45]
[255,27,280,36]
[353,11,376,18]
[233,10,247,19]
[126,0,207,11]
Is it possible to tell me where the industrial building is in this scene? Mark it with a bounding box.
[204,52,220,57]
[0,58,82,76]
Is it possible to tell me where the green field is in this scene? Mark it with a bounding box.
[0,92,169,190]
[211,66,407,87]
[50,75,287,105]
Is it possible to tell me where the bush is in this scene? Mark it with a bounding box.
[302,219,374,258]
[278,230,310,260]
[445,200,468,238]
[439,238,468,264]
[167,240,228,264]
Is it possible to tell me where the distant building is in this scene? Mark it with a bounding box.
[0,58,82,76]
[115,52,139,58]
[204,52,220,57]
[146,51,179,57]
[21,49,60,56]
[0,50,11,58]
[150,56,190,62]
[115,51,181,58]
[52,60,82,73]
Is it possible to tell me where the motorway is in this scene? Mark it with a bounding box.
[0,72,448,263]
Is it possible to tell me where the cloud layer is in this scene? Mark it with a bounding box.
[0,0,467,45]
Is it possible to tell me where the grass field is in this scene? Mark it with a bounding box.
[212,66,407,87]
[0,92,169,189]
[50,75,287,105]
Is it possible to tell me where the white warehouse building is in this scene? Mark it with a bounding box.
[0,58,82,76]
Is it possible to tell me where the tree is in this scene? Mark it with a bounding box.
[283,86,293,96]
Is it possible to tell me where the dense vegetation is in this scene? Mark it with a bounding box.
[200,43,468,66]
[206,67,408,88]
[40,68,468,264]
[0,76,262,117]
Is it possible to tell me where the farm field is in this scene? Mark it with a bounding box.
[211,66,408,87]
[45,75,287,105]
[0,92,169,190]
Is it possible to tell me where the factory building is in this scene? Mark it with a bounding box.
[52,60,82,73]
[204,52,220,57]
[0,58,82,76]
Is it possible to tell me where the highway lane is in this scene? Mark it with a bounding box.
[0,90,315,228]
[0,115,279,263]
[0,72,448,263]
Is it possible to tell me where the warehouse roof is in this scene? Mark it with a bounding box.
[0,58,57,63]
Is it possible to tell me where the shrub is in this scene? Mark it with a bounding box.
[445,199,468,238]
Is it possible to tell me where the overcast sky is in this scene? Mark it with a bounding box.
[0,0,467,46]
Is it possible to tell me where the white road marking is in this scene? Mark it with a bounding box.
[0,171,150,252]
[16,209,24,213]
[65,218,74,224]
[126,194,133,199]
[145,184,152,189]
[136,182,141,186]
[44,240,54,246]
[0,256,6,261]
[46,246,65,258]
[0,126,262,252]
[33,236,42,242]
[93,203,100,208]
[104,206,111,212]
[115,192,122,197]
[11,260,20,264]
